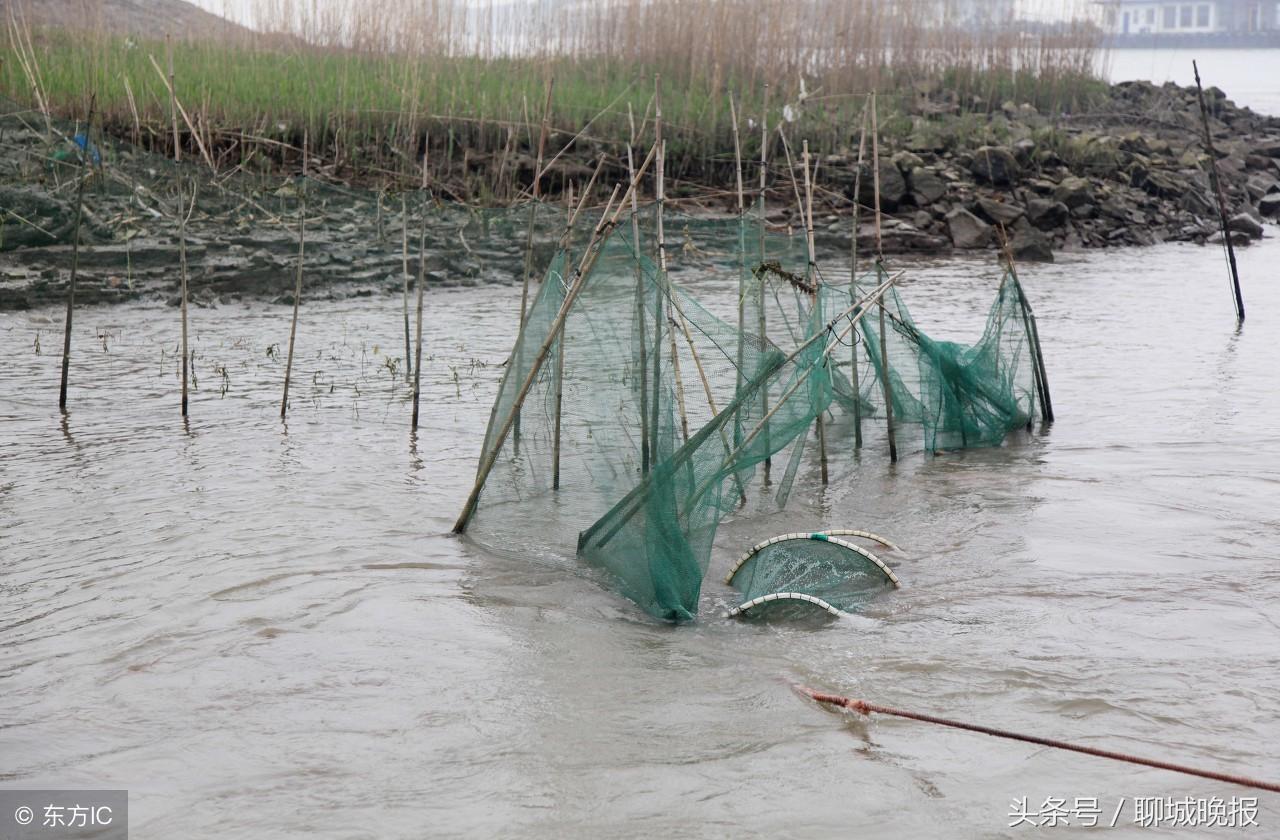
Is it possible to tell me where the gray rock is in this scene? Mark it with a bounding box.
[976,197,1024,225]
[854,160,908,210]
[1227,213,1264,238]
[1053,176,1093,209]
[1012,138,1037,166]
[1026,198,1070,230]
[1259,193,1280,218]
[1010,227,1054,262]
[969,146,1021,186]
[945,208,992,249]
[892,151,924,172]
[1245,172,1280,200]
[910,168,947,205]
[0,187,75,251]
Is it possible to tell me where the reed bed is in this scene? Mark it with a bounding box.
[3,0,1108,194]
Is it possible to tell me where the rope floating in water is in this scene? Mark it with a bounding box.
[794,685,1280,794]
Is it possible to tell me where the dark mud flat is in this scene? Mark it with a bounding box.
[3,79,1280,311]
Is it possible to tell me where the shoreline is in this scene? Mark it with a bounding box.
[3,79,1279,311]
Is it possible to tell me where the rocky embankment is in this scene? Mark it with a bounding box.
[795,79,1280,262]
[2,79,1279,310]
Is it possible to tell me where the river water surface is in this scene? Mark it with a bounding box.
[3,233,1279,837]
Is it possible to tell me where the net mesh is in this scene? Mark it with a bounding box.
[465,199,1048,622]
[727,535,897,616]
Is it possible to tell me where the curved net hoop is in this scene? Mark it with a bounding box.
[725,533,899,618]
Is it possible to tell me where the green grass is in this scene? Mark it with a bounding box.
[2,25,1110,194]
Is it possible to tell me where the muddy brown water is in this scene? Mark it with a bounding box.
[2,237,1279,838]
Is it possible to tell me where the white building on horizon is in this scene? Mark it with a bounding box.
[1097,0,1280,36]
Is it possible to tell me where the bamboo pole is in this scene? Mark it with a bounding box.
[870,94,895,461]
[802,141,828,484]
[281,132,307,419]
[626,104,650,476]
[759,85,771,485]
[401,192,412,381]
[849,97,872,449]
[729,92,748,465]
[167,43,189,417]
[649,78,666,468]
[412,150,429,431]
[514,76,554,455]
[1192,61,1244,324]
[57,94,94,413]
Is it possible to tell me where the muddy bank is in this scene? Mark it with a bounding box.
[2,79,1278,310]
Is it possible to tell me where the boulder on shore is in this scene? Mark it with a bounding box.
[946,208,992,249]
[968,146,1020,186]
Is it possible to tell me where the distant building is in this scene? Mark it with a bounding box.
[1098,1,1280,42]
[939,0,1018,29]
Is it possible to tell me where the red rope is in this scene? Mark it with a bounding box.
[796,685,1280,794]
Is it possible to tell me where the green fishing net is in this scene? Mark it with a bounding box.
[725,533,899,618]
[462,198,1049,622]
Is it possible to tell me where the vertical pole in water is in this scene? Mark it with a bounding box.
[1000,229,1053,424]
[849,97,871,449]
[58,94,95,413]
[650,78,666,462]
[515,76,554,454]
[871,94,896,462]
[281,132,307,419]
[801,141,828,484]
[730,92,747,401]
[1192,61,1244,324]
[758,86,772,485]
[550,181,570,486]
[626,104,650,475]
[412,150,429,431]
[167,40,189,417]
[401,191,412,381]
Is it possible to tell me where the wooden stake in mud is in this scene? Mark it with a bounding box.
[759,85,772,485]
[649,78,667,468]
[626,104,651,475]
[280,133,307,418]
[412,150,429,431]
[401,192,412,381]
[870,94,896,462]
[58,94,95,412]
[999,229,1054,423]
[513,76,554,455]
[849,97,872,449]
[167,43,190,417]
[801,141,828,484]
[1192,61,1245,324]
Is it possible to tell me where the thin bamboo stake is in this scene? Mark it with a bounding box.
[759,85,771,485]
[870,94,896,461]
[401,192,412,381]
[626,104,650,476]
[802,141,827,484]
[412,150,429,431]
[649,78,666,469]
[1192,61,1245,324]
[552,159,603,489]
[513,76,554,456]
[280,132,307,419]
[57,94,94,413]
[849,97,871,449]
[167,45,189,417]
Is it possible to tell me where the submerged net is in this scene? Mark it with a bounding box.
[725,533,899,618]
[460,200,1049,623]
